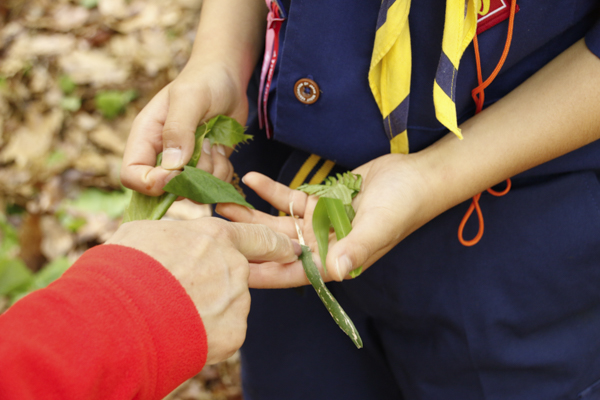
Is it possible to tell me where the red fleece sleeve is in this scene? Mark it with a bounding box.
[0,244,207,400]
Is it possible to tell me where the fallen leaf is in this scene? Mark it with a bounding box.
[0,108,63,168]
[40,215,74,260]
[58,49,130,86]
[52,5,90,31]
[89,124,126,154]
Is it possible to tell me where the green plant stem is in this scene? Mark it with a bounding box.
[299,244,363,349]
[149,193,178,220]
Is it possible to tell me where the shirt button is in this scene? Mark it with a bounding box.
[294,78,320,104]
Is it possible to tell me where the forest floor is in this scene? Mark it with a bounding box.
[0,1,242,398]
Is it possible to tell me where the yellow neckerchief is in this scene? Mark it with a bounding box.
[369,0,490,154]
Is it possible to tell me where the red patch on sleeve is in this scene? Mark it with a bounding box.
[477,0,519,35]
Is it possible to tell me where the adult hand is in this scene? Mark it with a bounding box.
[105,217,300,364]
[120,60,247,196]
[216,153,436,288]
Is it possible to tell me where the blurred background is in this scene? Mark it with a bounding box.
[0,1,241,398]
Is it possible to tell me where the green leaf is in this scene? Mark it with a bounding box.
[60,96,81,112]
[324,197,352,240]
[64,188,132,219]
[312,198,331,274]
[29,257,72,292]
[204,115,252,148]
[80,0,98,9]
[122,115,252,222]
[297,172,362,206]
[299,245,363,349]
[58,75,77,94]
[164,166,254,209]
[122,192,176,223]
[95,90,137,119]
[0,257,33,297]
[0,215,19,258]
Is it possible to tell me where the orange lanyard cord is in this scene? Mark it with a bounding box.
[458,0,517,247]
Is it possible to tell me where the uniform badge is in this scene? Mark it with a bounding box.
[477,0,520,35]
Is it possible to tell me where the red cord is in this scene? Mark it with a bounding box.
[458,0,517,247]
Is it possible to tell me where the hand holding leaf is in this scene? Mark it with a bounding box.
[122,115,253,223]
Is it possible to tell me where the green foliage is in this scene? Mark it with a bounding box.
[80,0,99,9]
[0,214,72,304]
[46,150,68,167]
[297,172,362,216]
[297,172,363,278]
[0,258,33,297]
[164,167,254,209]
[63,188,132,219]
[9,257,72,305]
[60,96,82,112]
[58,75,77,94]
[123,115,253,222]
[299,245,362,348]
[56,210,87,233]
[95,90,137,119]
[0,214,19,258]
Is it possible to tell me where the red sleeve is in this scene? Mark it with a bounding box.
[0,244,208,400]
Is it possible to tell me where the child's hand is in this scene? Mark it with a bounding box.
[216,154,433,288]
[121,61,248,196]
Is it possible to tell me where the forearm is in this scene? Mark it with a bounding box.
[0,245,207,400]
[418,39,600,222]
[189,0,267,86]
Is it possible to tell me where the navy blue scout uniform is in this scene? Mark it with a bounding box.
[229,1,600,399]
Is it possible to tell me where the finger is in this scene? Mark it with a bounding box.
[196,139,214,175]
[122,165,180,196]
[227,222,301,264]
[161,81,209,170]
[248,260,310,289]
[326,205,399,281]
[215,203,301,239]
[211,145,233,182]
[242,172,309,217]
[122,86,172,194]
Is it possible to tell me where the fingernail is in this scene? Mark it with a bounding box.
[202,139,211,154]
[335,255,352,280]
[292,240,302,256]
[162,148,182,170]
[216,145,226,156]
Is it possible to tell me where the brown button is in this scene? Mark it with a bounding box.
[294,78,320,104]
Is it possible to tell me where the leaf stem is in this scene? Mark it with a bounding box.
[300,245,363,349]
[149,193,178,220]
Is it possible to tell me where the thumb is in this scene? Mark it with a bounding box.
[161,83,209,170]
[326,210,397,281]
[227,223,302,264]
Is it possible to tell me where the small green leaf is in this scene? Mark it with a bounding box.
[164,167,254,209]
[46,150,69,167]
[312,198,331,274]
[122,115,252,222]
[95,90,137,119]
[299,245,363,349]
[60,96,81,112]
[29,257,72,292]
[0,258,33,297]
[205,115,252,148]
[64,188,132,219]
[58,75,77,94]
[297,172,362,206]
[0,215,19,258]
[80,0,98,9]
[56,211,87,232]
[324,197,352,240]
